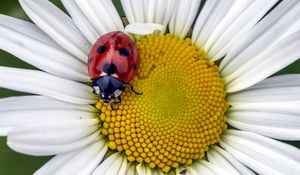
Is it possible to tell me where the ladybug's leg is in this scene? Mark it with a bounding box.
[125,83,143,95]
[117,96,122,103]
[110,103,118,110]
[109,97,122,110]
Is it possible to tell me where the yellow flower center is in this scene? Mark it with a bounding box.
[95,34,228,173]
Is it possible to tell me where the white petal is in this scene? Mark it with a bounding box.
[227,76,300,140]
[228,88,300,103]
[121,0,176,34]
[55,139,107,175]
[154,0,177,34]
[120,0,135,24]
[20,0,91,62]
[92,152,127,175]
[34,138,107,175]
[220,0,299,71]
[221,1,300,81]
[125,162,137,175]
[192,0,236,52]
[125,23,164,35]
[204,0,277,60]
[228,75,300,111]
[0,95,94,112]
[7,128,100,156]
[0,97,95,136]
[124,0,145,23]
[229,101,300,116]
[75,0,123,35]
[208,146,255,175]
[0,110,94,136]
[221,130,300,175]
[0,95,96,136]
[61,0,99,44]
[117,155,128,175]
[175,167,188,175]
[191,0,217,47]
[228,78,300,103]
[34,150,78,175]
[0,67,96,105]
[136,163,152,175]
[224,30,300,92]
[151,168,164,175]
[0,14,58,48]
[0,15,89,82]
[8,119,99,145]
[188,160,232,175]
[227,111,300,140]
[207,150,240,175]
[245,74,300,90]
[169,0,201,39]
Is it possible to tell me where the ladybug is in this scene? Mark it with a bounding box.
[88,31,141,107]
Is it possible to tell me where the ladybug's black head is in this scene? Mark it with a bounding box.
[92,76,125,103]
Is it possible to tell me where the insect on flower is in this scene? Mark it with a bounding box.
[88,31,142,109]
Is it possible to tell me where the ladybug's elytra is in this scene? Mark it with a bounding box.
[88,31,141,107]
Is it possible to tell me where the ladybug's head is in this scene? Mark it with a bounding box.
[92,76,125,103]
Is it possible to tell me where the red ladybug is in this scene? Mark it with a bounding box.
[88,31,141,106]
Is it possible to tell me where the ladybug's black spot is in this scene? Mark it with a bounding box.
[131,63,137,70]
[103,63,117,75]
[97,45,106,53]
[119,48,130,57]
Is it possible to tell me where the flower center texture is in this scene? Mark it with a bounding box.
[95,34,228,173]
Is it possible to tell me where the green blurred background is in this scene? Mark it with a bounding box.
[0,0,300,174]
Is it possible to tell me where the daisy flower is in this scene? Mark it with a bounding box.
[1,0,300,174]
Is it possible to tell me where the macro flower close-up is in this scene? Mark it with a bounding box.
[1,0,300,174]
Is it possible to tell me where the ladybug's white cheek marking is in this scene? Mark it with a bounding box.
[93,86,100,95]
[112,73,119,78]
[114,89,123,97]
[100,72,107,77]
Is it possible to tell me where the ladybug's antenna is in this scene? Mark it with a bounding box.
[125,83,143,95]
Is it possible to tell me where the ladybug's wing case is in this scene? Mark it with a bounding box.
[88,53,101,80]
[88,37,108,80]
[88,32,140,83]
[88,32,119,79]
[113,38,139,83]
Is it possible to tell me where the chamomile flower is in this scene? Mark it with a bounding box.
[0,0,300,174]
